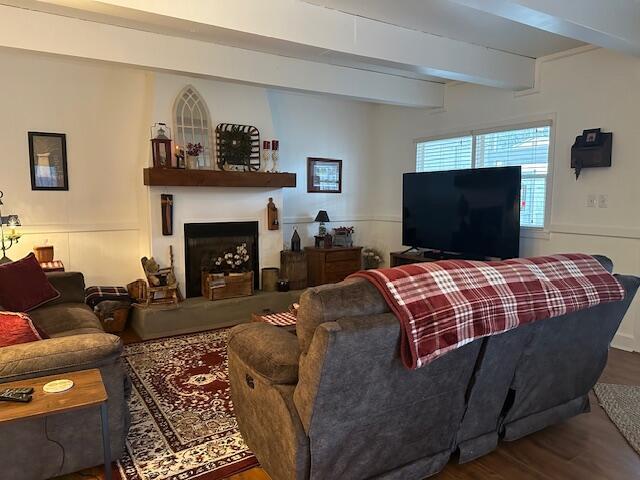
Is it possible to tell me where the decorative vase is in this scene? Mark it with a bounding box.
[187,155,199,169]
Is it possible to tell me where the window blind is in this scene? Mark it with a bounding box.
[475,126,550,228]
[416,135,472,172]
[415,124,551,228]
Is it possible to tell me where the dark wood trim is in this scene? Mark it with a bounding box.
[143,168,296,188]
[307,157,342,193]
[28,132,69,191]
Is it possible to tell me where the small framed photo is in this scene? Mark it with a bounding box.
[583,128,601,145]
[28,132,68,191]
[307,157,342,193]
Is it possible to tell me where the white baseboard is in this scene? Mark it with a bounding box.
[611,332,637,352]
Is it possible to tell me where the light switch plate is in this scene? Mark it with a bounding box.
[586,194,597,208]
[598,194,608,208]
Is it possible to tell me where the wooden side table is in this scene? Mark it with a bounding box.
[280,250,307,290]
[0,369,112,480]
[305,246,362,286]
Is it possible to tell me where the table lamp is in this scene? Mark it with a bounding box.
[314,210,330,236]
[0,191,21,264]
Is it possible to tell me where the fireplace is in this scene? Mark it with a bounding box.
[184,222,259,298]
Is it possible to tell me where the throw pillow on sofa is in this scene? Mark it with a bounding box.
[0,253,60,312]
[0,311,45,347]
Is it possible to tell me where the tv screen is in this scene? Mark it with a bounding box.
[403,166,521,259]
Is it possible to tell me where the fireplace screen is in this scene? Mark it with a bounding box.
[184,222,259,298]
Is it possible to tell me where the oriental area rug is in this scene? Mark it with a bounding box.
[117,328,258,480]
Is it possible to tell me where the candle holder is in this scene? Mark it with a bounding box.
[0,191,21,264]
[271,140,279,172]
[262,140,271,172]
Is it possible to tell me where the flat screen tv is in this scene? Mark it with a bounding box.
[403,166,521,259]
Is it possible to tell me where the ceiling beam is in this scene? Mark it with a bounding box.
[8,0,535,90]
[450,0,640,57]
[0,5,444,108]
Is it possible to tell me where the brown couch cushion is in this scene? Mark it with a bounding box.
[29,303,103,338]
[228,323,300,384]
[296,278,389,353]
[46,272,86,305]
[0,253,60,312]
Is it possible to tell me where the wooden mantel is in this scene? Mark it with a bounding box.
[143,168,296,188]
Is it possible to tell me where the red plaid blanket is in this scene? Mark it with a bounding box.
[350,254,625,369]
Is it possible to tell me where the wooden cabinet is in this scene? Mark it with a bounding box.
[280,250,308,290]
[390,251,433,267]
[305,246,362,286]
[390,250,463,267]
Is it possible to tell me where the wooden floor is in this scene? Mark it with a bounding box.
[64,347,640,480]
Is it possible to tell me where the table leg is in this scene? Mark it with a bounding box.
[100,403,112,480]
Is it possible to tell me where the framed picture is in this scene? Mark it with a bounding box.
[28,132,68,191]
[583,128,601,145]
[307,157,342,193]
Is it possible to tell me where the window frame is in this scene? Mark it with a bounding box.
[173,85,215,169]
[414,117,555,233]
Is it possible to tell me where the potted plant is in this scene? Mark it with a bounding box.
[201,243,254,300]
[186,142,204,169]
[212,243,250,275]
[333,226,354,247]
[362,247,384,270]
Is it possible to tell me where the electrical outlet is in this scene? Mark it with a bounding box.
[586,194,597,208]
[598,194,609,208]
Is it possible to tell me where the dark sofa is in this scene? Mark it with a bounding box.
[228,256,639,480]
[0,272,130,480]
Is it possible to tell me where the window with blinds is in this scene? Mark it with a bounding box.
[415,135,472,172]
[415,123,551,228]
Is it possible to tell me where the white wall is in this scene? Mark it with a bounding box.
[147,75,376,288]
[369,47,640,351]
[0,48,375,290]
[2,46,637,350]
[0,48,151,286]
[268,90,375,248]
[148,74,282,288]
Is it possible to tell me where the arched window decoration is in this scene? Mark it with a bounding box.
[174,86,213,169]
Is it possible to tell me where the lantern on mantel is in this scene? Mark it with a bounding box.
[151,123,172,168]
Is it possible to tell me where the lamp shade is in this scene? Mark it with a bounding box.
[314,210,330,223]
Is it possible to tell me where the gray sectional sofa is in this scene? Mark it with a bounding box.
[0,272,130,480]
[228,256,639,480]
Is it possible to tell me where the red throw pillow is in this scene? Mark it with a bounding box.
[0,253,60,312]
[0,311,44,347]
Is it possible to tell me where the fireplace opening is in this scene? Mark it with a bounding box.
[184,222,259,298]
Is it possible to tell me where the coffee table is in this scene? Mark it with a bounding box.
[0,369,112,480]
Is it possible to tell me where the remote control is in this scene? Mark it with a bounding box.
[0,392,32,403]
[1,387,34,395]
